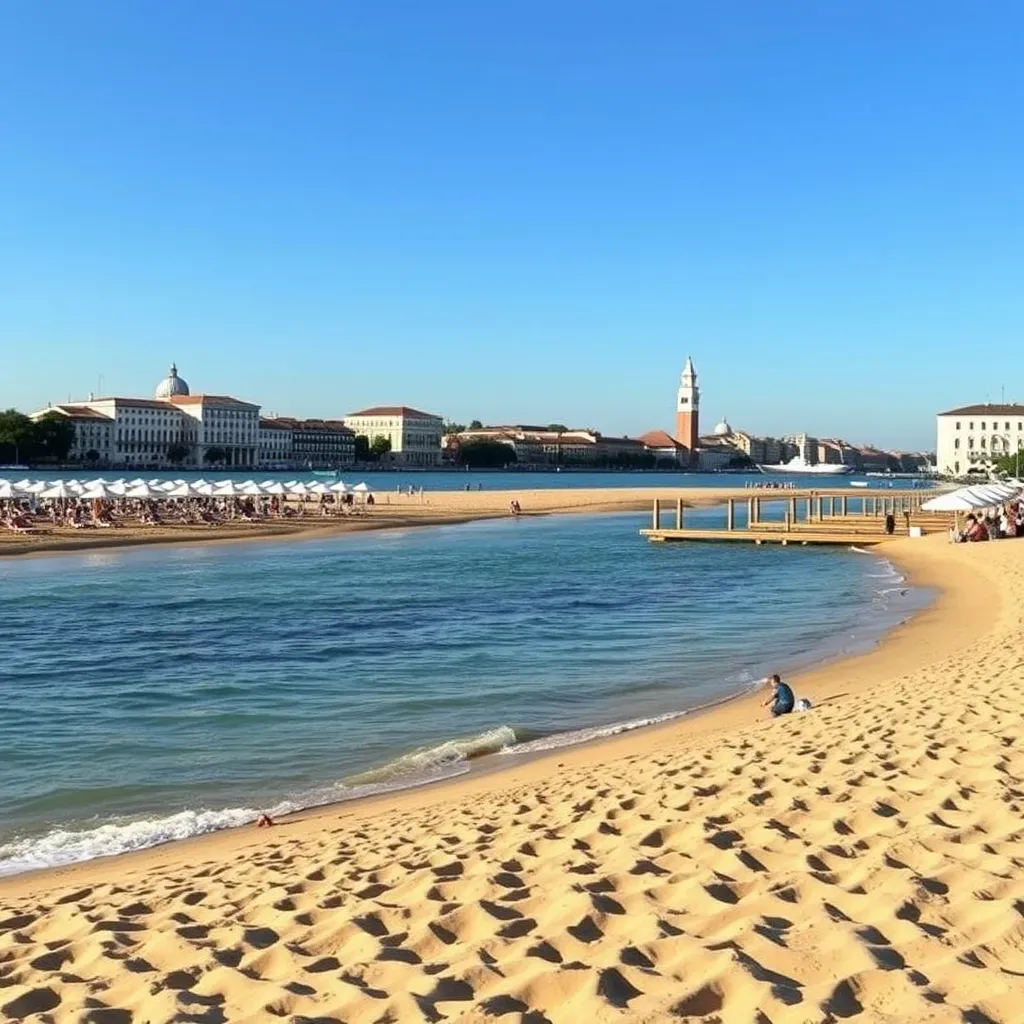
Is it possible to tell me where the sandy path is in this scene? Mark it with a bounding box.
[5,534,1018,1023]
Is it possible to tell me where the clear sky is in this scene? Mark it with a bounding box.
[2,2,1022,450]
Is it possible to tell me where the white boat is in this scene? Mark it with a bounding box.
[758,457,854,475]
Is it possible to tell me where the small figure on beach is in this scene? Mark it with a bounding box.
[509,500,522,516]
[763,674,795,718]
[256,813,275,828]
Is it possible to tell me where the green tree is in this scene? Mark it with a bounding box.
[994,451,1024,477]
[354,434,371,461]
[31,412,76,462]
[0,409,35,463]
[726,453,754,469]
[547,423,568,433]
[370,435,392,459]
[85,449,101,464]
[166,443,189,465]
[457,440,517,468]
[204,445,227,464]
[443,420,467,435]
[469,419,483,430]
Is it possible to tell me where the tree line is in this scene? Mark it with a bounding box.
[0,409,76,464]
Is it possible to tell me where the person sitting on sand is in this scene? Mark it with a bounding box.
[965,515,989,542]
[256,813,275,828]
[763,674,795,718]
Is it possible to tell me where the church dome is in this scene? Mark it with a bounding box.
[155,363,189,398]
[713,417,732,436]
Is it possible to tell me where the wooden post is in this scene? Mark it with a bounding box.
[789,496,797,524]
[676,498,683,530]
[747,497,754,528]
[653,498,660,530]
[727,498,735,530]
[784,511,791,532]
[842,495,848,517]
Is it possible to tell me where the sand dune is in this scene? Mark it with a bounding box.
[3,534,1023,1022]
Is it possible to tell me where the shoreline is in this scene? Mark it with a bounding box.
[0,483,918,560]
[0,532,963,894]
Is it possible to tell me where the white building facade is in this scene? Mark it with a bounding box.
[936,404,1024,477]
[32,365,263,468]
[344,406,444,466]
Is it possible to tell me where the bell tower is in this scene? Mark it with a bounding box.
[675,356,700,453]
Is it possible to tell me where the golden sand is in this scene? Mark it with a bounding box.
[4,530,1022,1022]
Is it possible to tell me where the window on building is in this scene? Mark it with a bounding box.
[954,438,960,449]
[955,422,960,430]
[981,422,987,430]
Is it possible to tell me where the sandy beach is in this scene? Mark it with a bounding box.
[2,528,1021,1022]
[0,485,747,559]
[0,484,916,559]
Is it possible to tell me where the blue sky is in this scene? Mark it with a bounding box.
[2,2,1022,450]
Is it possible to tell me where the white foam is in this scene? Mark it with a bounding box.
[0,806,259,877]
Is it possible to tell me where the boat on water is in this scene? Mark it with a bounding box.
[758,457,854,475]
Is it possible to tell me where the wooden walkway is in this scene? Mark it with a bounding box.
[642,527,889,546]
[641,488,947,547]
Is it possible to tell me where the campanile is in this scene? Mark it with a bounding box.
[675,356,700,452]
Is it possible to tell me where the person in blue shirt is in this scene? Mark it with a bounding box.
[763,674,795,717]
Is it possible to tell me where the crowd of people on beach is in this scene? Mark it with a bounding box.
[744,481,799,490]
[951,502,1023,542]
[1,478,380,536]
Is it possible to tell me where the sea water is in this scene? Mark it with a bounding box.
[0,511,927,875]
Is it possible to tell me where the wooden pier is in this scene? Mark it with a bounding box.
[641,488,947,546]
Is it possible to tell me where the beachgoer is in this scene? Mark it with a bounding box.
[256,813,275,828]
[763,674,795,718]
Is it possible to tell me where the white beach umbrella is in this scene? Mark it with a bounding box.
[213,481,242,496]
[352,482,370,493]
[39,481,76,499]
[238,482,266,495]
[190,482,217,496]
[0,481,21,499]
[106,481,130,496]
[125,483,162,499]
[13,478,32,488]
[163,483,194,498]
[288,482,312,497]
[127,478,147,487]
[79,484,117,500]
[260,481,288,495]
[329,480,349,494]
[307,482,331,495]
[24,481,48,494]
[282,480,299,488]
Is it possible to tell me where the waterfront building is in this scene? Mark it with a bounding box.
[32,365,262,468]
[452,426,649,466]
[168,394,260,468]
[343,406,444,466]
[936,404,1024,476]
[33,404,117,464]
[258,418,295,467]
[271,417,355,468]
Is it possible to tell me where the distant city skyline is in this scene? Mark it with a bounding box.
[4,3,1024,451]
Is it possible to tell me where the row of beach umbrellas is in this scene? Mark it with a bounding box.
[0,478,373,500]
[920,481,1021,512]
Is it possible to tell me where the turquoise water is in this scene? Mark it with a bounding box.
[17,468,932,491]
[0,510,926,875]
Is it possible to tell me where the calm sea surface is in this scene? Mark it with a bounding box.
[16,468,933,491]
[0,510,928,875]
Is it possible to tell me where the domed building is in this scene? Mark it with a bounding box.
[712,417,733,437]
[155,363,190,399]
